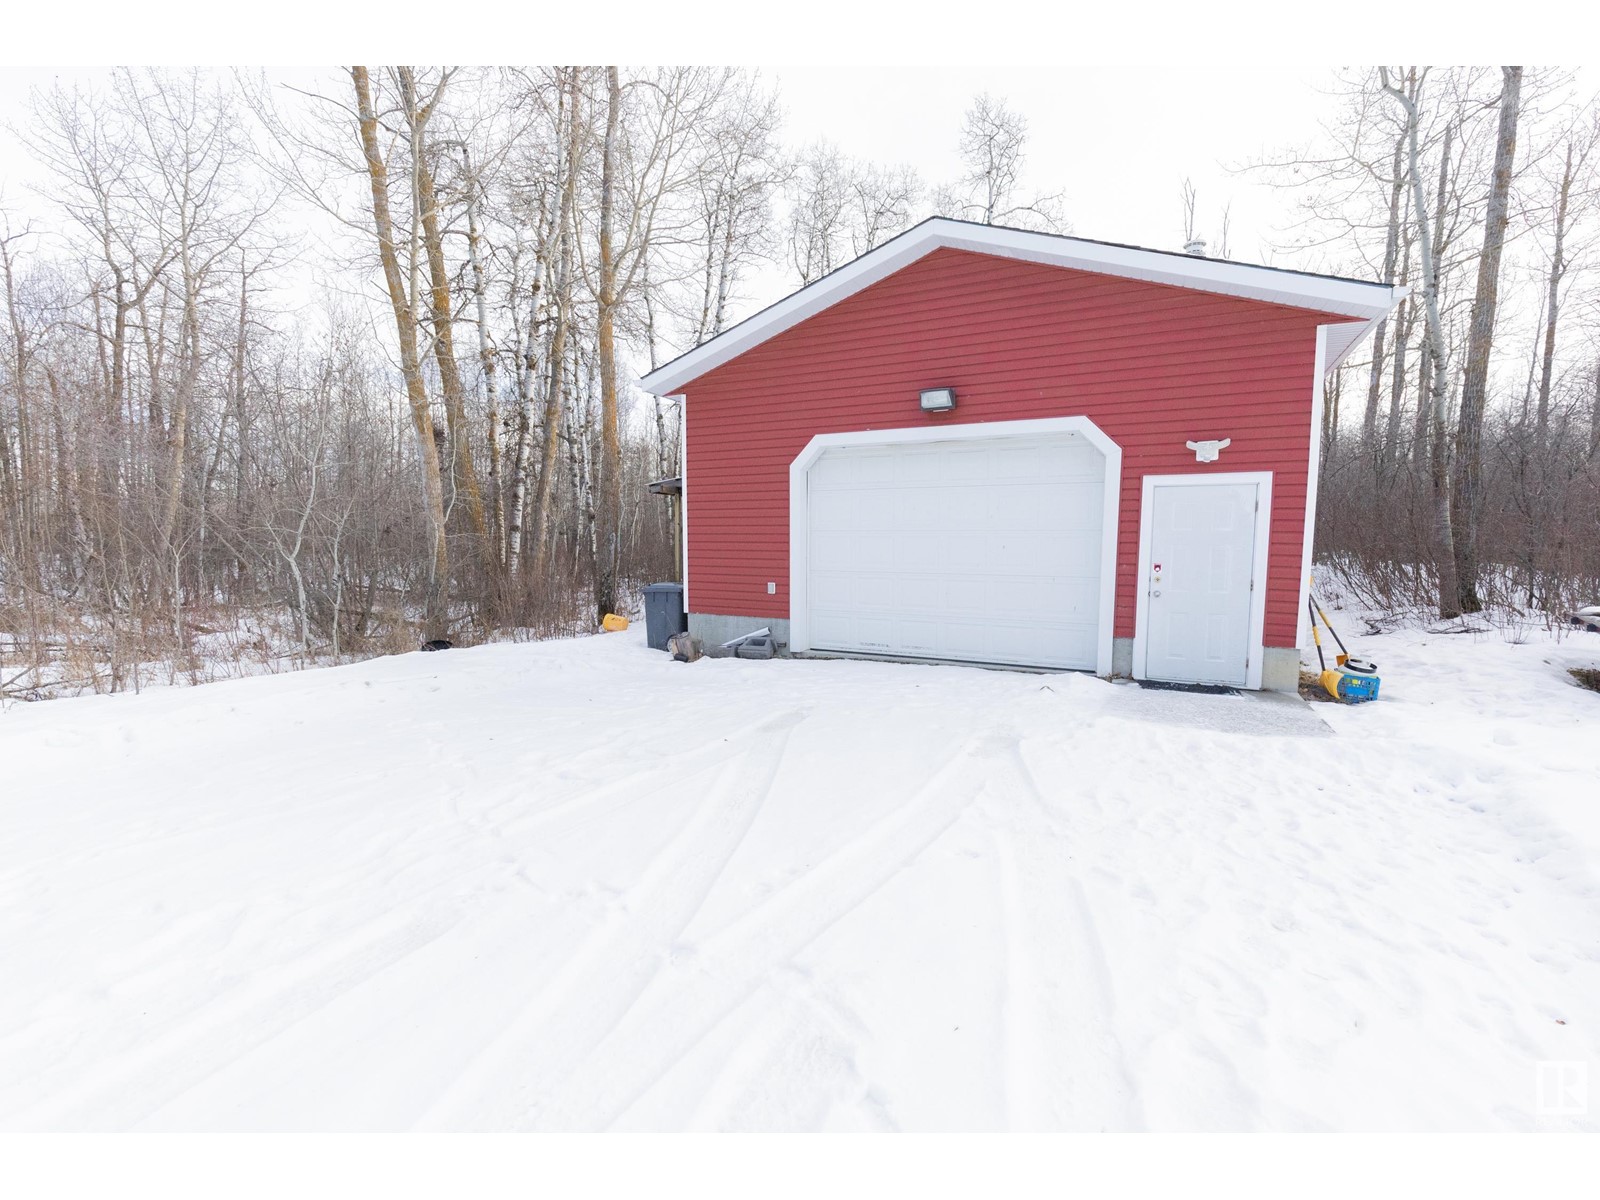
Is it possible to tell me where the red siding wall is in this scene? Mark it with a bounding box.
[680,247,1355,649]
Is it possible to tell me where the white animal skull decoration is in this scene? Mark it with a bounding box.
[1186,438,1231,463]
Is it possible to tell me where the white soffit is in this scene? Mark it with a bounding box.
[1322,319,1382,371]
[639,217,1405,396]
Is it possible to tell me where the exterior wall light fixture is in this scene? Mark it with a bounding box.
[920,388,956,413]
[1186,438,1231,463]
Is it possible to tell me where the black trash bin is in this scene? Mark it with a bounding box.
[642,582,687,651]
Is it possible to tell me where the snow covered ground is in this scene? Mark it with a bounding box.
[2,618,1597,1131]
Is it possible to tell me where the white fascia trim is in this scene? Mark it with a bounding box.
[678,395,689,613]
[640,218,1401,396]
[1297,327,1330,650]
[1132,470,1274,691]
[788,415,1122,678]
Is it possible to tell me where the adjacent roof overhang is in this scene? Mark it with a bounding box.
[638,217,1405,397]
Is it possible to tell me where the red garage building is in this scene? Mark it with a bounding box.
[639,219,1401,691]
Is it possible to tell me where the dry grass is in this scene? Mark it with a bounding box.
[1298,670,1340,704]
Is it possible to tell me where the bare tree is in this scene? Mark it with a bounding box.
[580,67,719,618]
[786,142,853,284]
[1450,66,1523,613]
[937,93,1064,231]
[1363,70,1414,452]
[351,65,451,641]
[1380,67,1464,618]
[122,70,273,573]
[593,66,624,622]
[529,66,584,576]
[786,142,919,284]
[849,162,920,257]
[401,69,495,583]
[443,133,505,569]
[1533,113,1598,444]
[685,72,784,345]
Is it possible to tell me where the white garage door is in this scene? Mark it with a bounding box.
[805,432,1107,669]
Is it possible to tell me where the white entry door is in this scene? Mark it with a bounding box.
[803,432,1108,669]
[1140,475,1268,687]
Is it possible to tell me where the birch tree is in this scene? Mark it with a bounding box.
[529,67,586,577]
[1363,71,1413,452]
[593,66,624,622]
[581,66,718,618]
[1380,67,1464,618]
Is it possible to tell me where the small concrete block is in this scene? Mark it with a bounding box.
[735,635,776,660]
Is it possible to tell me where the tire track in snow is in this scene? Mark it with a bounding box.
[413,709,807,1130]
[0,782,415,889]
[0,796,538,1127]
[516,730,1010,1131]
[994,832,1036,1127]
[7,892,470,1130]
[994,739,1143,1130]
[459,705,816,843]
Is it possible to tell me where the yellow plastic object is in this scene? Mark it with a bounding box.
[1321,666,1381,703]
[601,613,629,632]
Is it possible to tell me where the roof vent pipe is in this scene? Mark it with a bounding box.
[1183,238,1208,257]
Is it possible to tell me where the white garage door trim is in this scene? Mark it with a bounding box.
[1132,471,1273,691]
[789,416,1122,675]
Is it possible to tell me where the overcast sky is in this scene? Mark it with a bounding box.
[2,62,1582,389]
[769,65,1329,265]
[0,64,1340,315]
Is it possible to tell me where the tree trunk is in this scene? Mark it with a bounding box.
[460,143,503,568]
[504,262,540,568]
[1536,141,1573,446]
[713,197,739,336]
[415,145,493,574]
[1381,69,1461,618]
[1382,292,1411,472]
[397,66,490,595]
[352,65,450,641]
[531,67,583,577]
[1431,386,1461,621]
[1322,368,1341,462]
[1363,126,1406,451]
[1590,356,1600,460]
[0,232,32,585]
[1411,120,1452,463]
[157,239,201,566]
[232,261,252,587]
[593,66,623,622]
[104,270,130,503]
[1450,66,1522,614]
